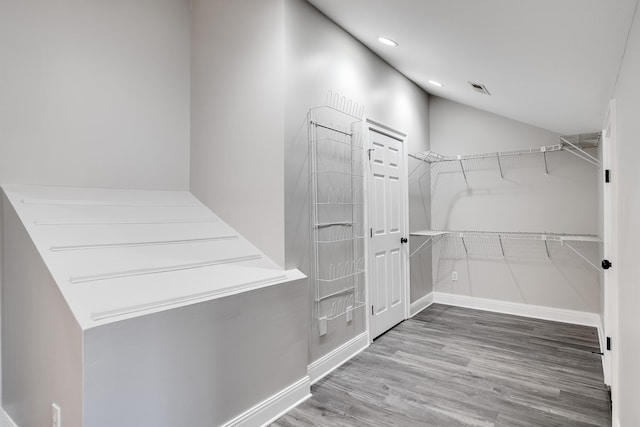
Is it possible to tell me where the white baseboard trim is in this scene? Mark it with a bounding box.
[222,376,311,427]
[410,292,434,317]
[308,331,369,385]
[1,409,18,427]
[433,292,601,328]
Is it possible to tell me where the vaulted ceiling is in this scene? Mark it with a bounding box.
[307,0,639,134]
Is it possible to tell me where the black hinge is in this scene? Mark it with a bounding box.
[607,337,611,351]
[370,228,373,238]
[371,305,374,316]
[605,169,611,183]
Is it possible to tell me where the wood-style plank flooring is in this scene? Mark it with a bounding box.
[272,304,610,426]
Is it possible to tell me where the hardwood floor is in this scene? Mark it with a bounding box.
[272,304,611,427]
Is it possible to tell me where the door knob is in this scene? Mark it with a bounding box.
[400,237,408,244]
[602,259,612,270]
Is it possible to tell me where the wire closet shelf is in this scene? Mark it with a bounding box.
[309,91,366,333]
[409,229,603,272]
[408,133,601,183]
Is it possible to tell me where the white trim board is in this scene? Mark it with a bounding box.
[433,292,601,328]
[308,331,369,385]
[410,292,434,317]
[1,410,18,427]
[221,376,311,427]
[596,315,606,380]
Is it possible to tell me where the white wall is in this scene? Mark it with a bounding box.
[190,0,286,267]
[284,0,431,363]
[0,0,192,415]
[611,2,640,424]
[83,279,308,427]
[2,199,83,427]
[430,97,601,313]
[0,0,191,190]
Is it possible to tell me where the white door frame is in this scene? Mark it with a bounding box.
[364,118,410,343]
[602,99,619,420]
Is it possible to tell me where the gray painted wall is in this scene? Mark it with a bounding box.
[0,0,191,190]
[611,3,640,424]
[83,279,309,427]
[190,0,286,267]
[429,97,601,313]
[0,0,192,411]
[284,0,431,364]
[2,198,83,427]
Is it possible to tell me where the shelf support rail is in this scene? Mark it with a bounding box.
[563,241,603,272]
[560,137,601,168]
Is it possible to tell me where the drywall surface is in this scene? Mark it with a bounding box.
[429,97,600,313]
[83,278,308,427]
[611,3,640,424]
[284,0,431,363]
[190,0,286,267]
[0,0,191,190]
[2,198,83,427]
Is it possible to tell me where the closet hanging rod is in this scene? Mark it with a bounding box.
[310,120,353,137]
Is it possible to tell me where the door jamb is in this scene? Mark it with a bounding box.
[602,99,619,422]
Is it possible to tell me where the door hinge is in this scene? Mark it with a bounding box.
[371,305,374,316]
[370,228,373,238]
[607,336,611,351]
[605,169,611,183]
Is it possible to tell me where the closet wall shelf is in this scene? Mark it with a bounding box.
[410,229,602,272]
[409,132,602,175]
[410,230,601,242]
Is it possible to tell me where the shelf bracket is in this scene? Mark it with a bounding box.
[498,235,505,258]
[544,239,550,258]
[460,234,468,257]
[543,150,549,176]
[408,152,431,177]
[459,160,469,187]
[496,154,504,179]
[410,235,444,258]
[560,137,601,168]
[410,236,433,258]
[564,241,603,272]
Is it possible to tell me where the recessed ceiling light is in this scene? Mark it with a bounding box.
[428,80,444,87]
[378,37,398,47]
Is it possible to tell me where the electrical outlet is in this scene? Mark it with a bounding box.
[452,271,458,281]
[52,403,61,427]
[346,305,353,323]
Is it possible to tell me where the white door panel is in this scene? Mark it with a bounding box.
[368,126,407,339]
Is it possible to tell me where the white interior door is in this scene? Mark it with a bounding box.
[367,124,408,340]
[602,100,618,403]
